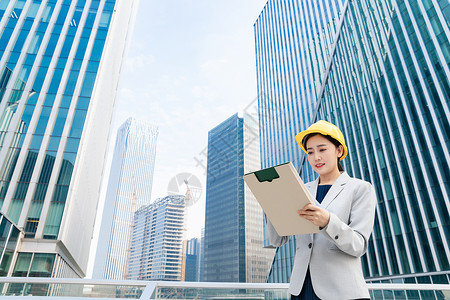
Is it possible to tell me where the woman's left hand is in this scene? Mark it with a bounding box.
[298,204,330,228]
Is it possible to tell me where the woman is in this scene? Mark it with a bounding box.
[266,120,377,300]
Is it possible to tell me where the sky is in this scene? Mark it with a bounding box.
[93,0,269,250]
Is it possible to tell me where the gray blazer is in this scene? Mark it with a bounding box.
[266,172,377,299]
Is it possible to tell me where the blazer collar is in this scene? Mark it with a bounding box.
[306,172,350,208]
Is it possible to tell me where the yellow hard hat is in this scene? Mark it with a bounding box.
[295,120,348,160]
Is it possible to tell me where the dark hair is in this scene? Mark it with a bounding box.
[303,133,344,172]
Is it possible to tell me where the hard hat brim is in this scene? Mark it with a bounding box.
[295,129,348,161]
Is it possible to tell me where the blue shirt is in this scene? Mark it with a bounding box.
[316,185,332,204]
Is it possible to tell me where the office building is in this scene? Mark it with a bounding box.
[183,238,200,282]
[203,113,274,283]
[127,195,185,281]
[198,228,204,282]
[92,118,158,280]
[0,0,138,278]
[255,0,449,287]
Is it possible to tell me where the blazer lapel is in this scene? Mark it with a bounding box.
[306,177,320,203]
[320,172,350,208]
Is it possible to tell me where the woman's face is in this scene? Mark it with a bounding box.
[306,134,343,176]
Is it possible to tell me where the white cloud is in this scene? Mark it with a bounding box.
[124,53,156,72]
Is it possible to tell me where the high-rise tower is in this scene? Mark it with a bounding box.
[203,113,274,283]
[93,118,158,280]
[0,0,138,278]
[127,195,185,281]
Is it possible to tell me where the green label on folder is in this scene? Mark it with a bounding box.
[254,167,279,182]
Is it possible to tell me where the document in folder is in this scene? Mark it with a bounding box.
[243,162,319,236]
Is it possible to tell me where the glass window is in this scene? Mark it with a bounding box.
[48,68,63,94]
[40,2,55,23]
[64,70,79,95]
[76,96,90,110]
[29,135,44,150]
[79,72,97,97]
[69,109,87,138]
[55,4,69,25]
[64,137,80,153]
[34,107,51,135]
[89,38,105,62]
[12,253,32,277]
[0,217,11,250]
[47,136,60,152]
[52,108,68,136]
[29,253,54,277]
[26,2,40,19]
[75,37,89,60]
[57,153,75,185]
[60,95,72,108]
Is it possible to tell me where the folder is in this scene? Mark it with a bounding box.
[243,162,319,236]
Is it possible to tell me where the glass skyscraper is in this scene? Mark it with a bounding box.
[184,237,200,282]
[0,0,138,278]
[203,113,274,283]
[127,195,185,281]
[255,0,449,288]
[93,118,158,280]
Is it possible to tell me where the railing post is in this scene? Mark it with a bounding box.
[139,281,157,300]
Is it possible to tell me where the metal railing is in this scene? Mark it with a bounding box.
[0,277,448,299]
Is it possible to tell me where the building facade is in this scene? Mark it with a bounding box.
[203,113,274,283]
[0,0,138,278]
[92,118,158,280]
[127,195,185,281]
[0,212,21,277]
[255,0,449,289]
[183,237,199,282]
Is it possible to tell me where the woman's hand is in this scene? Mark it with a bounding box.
[298,203,330,228]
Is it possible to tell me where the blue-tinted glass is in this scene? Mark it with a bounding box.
[71,59,82,71]
[38,151,56,183]
[52,108,69,136]
[35,106,51,135]
[55,4,69,25]
[79,72,96,97]
[84,12,96,28]
[29,135,43,150]
[24,54,36,65]
[12,29,29,53]
[55,57,67,69]
[74,37,89,60]
[60,95,72,108]
[48,68,63,94]
[64,137,80,153]
[59,35,75,58]
[76,96,89,110]
[64,70,79,95]
[43,93,55,106]
[32,67,47,91]
[26,92,39,105]
[69,109,87,138]
[86,60,99,73]
[20,105,35,132]
[47,136,60,152]
[0,27,14,51]
[57,153,75,185]
[99,10,112,28]
[26,2,40,19]
[40,1,55,23]
[44,34,59,56]
[89,38,105,62]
